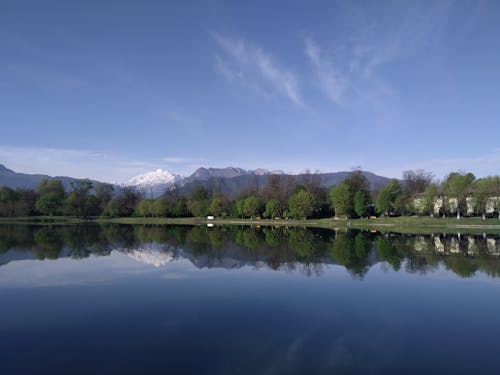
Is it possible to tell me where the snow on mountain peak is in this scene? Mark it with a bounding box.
[126,168,181,187]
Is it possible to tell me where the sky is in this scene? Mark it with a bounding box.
[1,0,499,183]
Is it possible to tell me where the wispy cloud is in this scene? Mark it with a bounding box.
[303,2,458,109]
[211,32,303,106]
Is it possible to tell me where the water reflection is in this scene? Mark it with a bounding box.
[1,224,500,278]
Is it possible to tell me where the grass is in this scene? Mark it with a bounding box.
[2,215,500,234]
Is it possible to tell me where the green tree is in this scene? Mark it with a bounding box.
[442,172,475,219]
[66,179,94,218]
[36,192,64,216]
[423,184,439,217]
[263,199,281,219]
[473,178,492,219]
[0,186,20,217]
[188,200,209,217]
[234,199,245,219]
[353,191,367,217]
[376,179,402,216]
[329,183,351,218]
[172,197,189,217]
[243,195,261,218]
[153,198,170,217]
[37,179,65,197]
[209,197,229,217]
[288,190,314,219]
[36,179,65,216]
[95,182,114,213]
[188,185,210,217]
[136,199,154,217]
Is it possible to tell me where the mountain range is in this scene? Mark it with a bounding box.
[0,163,393,197]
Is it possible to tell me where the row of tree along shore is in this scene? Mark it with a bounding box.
[1,224,500,279]
[1,169,500,220]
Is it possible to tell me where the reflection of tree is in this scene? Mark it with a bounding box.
[235,228,260,250]
[61,225,106,258]
[263,228,281,248]
[375,236,405,271]
[34,227,63,259]
[186,226,211,255]
[330,232,370,278]
[287,229,315,259]
[6,223,500,280]
[444,256,478,278]
[405,254,437,275]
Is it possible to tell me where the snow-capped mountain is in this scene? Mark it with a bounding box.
[127,168,182,187]
[123,169,183,197]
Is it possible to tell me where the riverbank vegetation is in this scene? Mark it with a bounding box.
[2,169,500,224]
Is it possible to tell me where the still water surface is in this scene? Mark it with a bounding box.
[1,224,500,374]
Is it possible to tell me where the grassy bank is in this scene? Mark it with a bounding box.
[2,215,500,234]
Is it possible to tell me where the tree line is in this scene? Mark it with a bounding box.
[1,169,500,219]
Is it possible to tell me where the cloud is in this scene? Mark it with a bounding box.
[211,32,302,106]
[303,2,460,109]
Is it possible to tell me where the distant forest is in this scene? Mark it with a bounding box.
[1,169,500,220]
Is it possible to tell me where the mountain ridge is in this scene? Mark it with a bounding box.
[0,163,394,196]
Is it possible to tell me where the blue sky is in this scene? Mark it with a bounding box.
[1,0,499,182]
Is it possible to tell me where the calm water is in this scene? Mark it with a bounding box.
[1,224,500,374]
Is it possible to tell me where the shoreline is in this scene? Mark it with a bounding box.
[1,216,500,234]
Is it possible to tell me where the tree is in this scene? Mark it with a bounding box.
[353,191,367,217]
[288,190,314,219]
[153,198,170,217]
[95,182,114,213]
[243,195,261,218]
[234,199,245,219]
[473,178,496,219]
[442,172,475,219]
[264,199,281,219]
[188,185,210,217]
[36,179,65,216]
[403,169,433,195]
[172,197,189,217]
[188,199,209,217]
[329,183,351,218]
[0,186,20,217]
[37,179,65,197]
[209,197,230,217]
[36,192,63,216]
[13,188,38,216]
[66,179,94,218]
[376,179,402,216]
[136,199,154,217]
[423,184,439,217]
[344,170,370,198]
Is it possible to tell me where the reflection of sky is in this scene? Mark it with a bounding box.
[2,251,500,373]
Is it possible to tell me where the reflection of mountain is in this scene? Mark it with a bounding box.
[1,224,500,278]
[0,249,38,266]
[125,248,176,267]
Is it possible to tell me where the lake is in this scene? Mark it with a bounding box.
[1,224,500,374]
